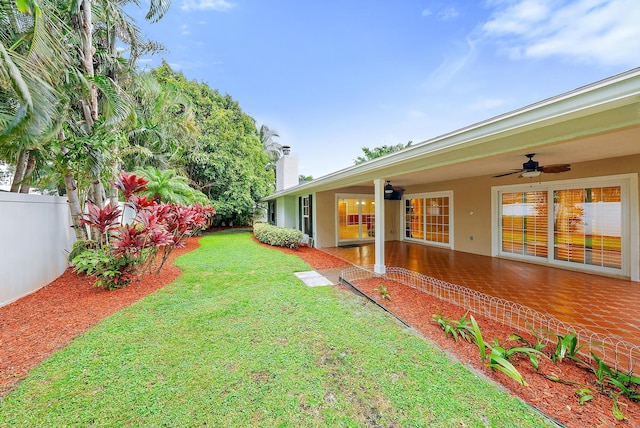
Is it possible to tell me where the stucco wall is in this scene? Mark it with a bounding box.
[314,186,399,248]
[403,154,640,256]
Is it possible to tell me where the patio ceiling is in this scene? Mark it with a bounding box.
[385,124,640,189]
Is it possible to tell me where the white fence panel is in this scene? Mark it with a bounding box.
[0,192,75,307]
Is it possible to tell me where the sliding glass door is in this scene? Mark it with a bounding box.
[497,177,629,276]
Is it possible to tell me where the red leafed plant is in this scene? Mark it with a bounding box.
[112,171,148,200]
[71,171,214,290]
[79,202,122,246]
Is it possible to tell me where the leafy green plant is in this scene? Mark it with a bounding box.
[487,346,527,386]
[509,325,547,353]
[590,352,640,401]
[431,310,472,343]
[611,392,626,421]
[72,248,140,290]
[378,284,391,300]
[548,331,594,364]
[489,339,546,371]
[575,388,593,405]
[461,314,486,362]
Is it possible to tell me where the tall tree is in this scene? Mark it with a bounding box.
[152,62,273,225]
[354,141,413,164]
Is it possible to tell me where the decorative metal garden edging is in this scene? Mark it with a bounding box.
[340,265,640,375]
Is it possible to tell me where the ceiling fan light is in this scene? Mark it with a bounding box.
[384,180,394,194]
[522,170,541,178]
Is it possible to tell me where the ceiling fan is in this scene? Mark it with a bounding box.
[493,153,571,178]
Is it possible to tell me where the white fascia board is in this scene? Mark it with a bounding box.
[266,67,640,199]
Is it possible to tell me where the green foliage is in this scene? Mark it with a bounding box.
[67,239,97,263]
[133,166,210,205]
[575,388,594,405]
[468,315,486,361]
[508,326,547,353]
[151,63,273,226]
[253,222,303,248]
[72,248,139,290]
[354,141,412,164]
[590,352,640,401]
[431,310,472,343]
[487,347,527,386]
[378,284,391,300]
[548,331,597,364]
[488,338,546,372]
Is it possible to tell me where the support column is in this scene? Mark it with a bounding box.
[373,178,386,274]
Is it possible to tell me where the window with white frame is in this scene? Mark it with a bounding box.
[403,191,453,248]
[494,175,635,276]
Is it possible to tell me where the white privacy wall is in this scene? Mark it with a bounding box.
[0,192,75,307]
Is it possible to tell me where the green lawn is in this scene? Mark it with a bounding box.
[0,230,551,427]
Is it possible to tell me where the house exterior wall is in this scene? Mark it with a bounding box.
[275,195,298,229]
[314,186,401,248]
[401,154,640,257]
[0,193,75,307]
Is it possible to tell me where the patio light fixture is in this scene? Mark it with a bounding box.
[521,170,541,178]
[384,180,394,194]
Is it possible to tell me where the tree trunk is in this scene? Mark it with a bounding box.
[10,150,28,192]
[79,0,98,125]
[18,151,36,193]
[64,172,89,241]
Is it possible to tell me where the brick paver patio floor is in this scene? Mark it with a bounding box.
[322,241,640,346]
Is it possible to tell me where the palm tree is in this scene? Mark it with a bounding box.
[259,124,282,164]
[134,166,209,205]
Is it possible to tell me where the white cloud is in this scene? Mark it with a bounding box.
[181,24,190,35]
[422,6,459,20]
[438,7,459,20]
[423,38,478,89]
[482,0,640,67]
[181,0,234,12]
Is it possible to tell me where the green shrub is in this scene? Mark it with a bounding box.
[253,222,303,248]
[72,248,140,290]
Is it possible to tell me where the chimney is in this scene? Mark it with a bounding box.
[276,146,299,191]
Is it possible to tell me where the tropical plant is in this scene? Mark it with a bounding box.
[133,166,210,205]
[431,310,472,343]
[378,284,391,300]
[548,331,598,364]
[508,326,548,353]
[575,388,594,405]
[72,172,214,288]
[488,338,546,372]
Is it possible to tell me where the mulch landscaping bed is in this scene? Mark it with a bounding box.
[0,237,199,397]
[3,231,639,427]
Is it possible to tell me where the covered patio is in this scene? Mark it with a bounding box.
[322,241,640,347]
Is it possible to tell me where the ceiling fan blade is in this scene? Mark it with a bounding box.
[541,164,571,173]
[492,169,524,178]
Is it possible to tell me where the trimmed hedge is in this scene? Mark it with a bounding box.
[253,222,303,249]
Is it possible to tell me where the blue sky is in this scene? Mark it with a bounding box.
[128,0,640,179]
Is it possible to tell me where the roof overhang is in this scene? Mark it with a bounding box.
[264,67,640,200]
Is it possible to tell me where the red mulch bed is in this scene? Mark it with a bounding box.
[3,231,639,427]
[0,237,199,397]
